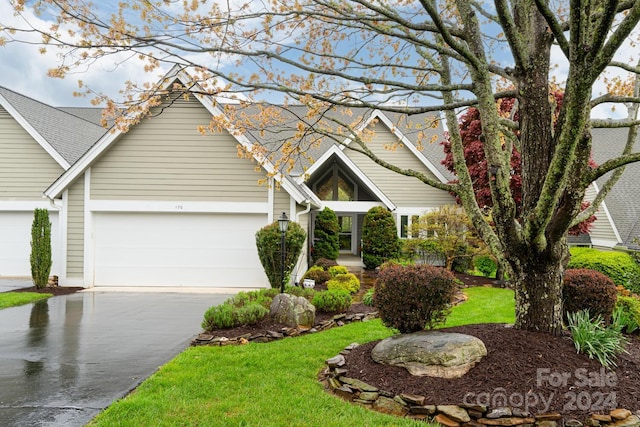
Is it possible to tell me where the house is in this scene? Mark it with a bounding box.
[0,68,636,288]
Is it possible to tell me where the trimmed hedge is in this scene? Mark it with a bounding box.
[301,266,331,285]
[374,264,457,333]
[562,268,618,322]
[312,290,352,313]
[568,247,640,294]
[326,273,361,293]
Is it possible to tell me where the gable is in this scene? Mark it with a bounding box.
[89,96,268,202]
[0,106,65,200]
[343,122,454,207]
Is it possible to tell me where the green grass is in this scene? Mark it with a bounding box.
[89,286,515,427]
[0,292,51,309]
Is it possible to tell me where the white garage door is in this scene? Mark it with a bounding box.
[0,211,59,277]
[93,212,269,287]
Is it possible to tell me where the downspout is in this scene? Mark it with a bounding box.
[45,194,63,284]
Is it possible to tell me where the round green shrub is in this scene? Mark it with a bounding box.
[328,265,349,277]
[313,207,340,261]
[362,206,400,270]
[568,247,640,294]
[374,264,457,333]
[286,286,316,300]
[201,302,269,331]
[474,255,497,278]
[312,290,352,313]
[563,268,617,322]
[301,265,331,285]
[326,273,361,293]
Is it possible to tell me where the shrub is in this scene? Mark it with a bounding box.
[255,220,306,289]
[362,287,375,306]
[567,310,628,368]
[301,266,331,285]
[30,208,52,289]
[563,268,617,322]
[328,265,349,277]
[201,303,270,331]
[569,247,640,294]
[314,258,339,270]
[326,273,361,293]
[362,206,400,270]
[312,290,352,313]
[286,286,316,300]
[615,296,640,334]
[374,264,457,333]
[313,207,340,262]
[474,255,497,278]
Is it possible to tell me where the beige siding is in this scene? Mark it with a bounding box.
[0,107,64,200]
[66,177,84,277]
[273,187,291,217]
[90,97,268,202]
[345,122,454,207]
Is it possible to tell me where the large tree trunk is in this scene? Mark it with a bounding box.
[510,241,569,335]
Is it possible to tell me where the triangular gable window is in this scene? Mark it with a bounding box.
[315,167,356,201]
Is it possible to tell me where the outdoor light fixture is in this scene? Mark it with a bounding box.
[278,212,289,293]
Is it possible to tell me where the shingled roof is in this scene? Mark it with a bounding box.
[0,86,107,166]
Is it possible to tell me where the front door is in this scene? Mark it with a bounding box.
[337,215,355,253]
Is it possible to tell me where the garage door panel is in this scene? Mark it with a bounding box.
[93,212,269,287]
[0,211,59,277]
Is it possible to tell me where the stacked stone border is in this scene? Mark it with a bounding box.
[322,344,640,427]
[191,311,378,346]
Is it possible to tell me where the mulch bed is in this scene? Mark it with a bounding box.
[342,324,640,419]
[6,285,84,296]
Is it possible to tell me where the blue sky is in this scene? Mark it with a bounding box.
[0,0,637,121]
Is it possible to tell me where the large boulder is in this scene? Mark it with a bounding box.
[371,331,486,378]
[269,293,316,328]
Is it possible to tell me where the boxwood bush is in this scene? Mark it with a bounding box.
[328,265,349,277]
[326,273,361,293]
[312,290,352,313]
[301,266,331,285]
[563,268,617,322]
[374,264,457,333]
[568,247,640,294]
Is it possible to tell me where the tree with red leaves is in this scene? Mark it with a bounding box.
[442,95,596,237]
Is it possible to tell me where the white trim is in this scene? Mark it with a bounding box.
[0,93,70,170]
[322,201,386,213]
[591,238,620,249]
[0,200,61,211]
[268,177,275,223]
[60,191,69,283]
[296,145,396,210]
[394,206,437,215]
[83,169,93,288]
[88,200,270,214]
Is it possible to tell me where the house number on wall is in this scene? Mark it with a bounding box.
[175,205,184,210]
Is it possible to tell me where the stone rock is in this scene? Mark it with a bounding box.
[566,420,583,427]
[438,405,471,423]
[612,410,634,421]
[371,331,487,378]
[536,421,558,427]
[477,417,536,426]
[400,393,426,406]
[435,413,461,427]
[358,391,379,401]
[592,415,613,423]
[410,405,437,415]
[610,415,640,427]
[339,376,378,392]
[536,413,563,421]
[372,396,407,416]
[487,407,513,419]
[325,354,345,368]
[269,293,316,328]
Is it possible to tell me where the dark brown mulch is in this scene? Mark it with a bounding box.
[7,285,84,296]
[342,323,640,419]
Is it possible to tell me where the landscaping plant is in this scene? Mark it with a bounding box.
[312,290,352,313]
[614,297,640,334]
[301,266,331,286]
[255,220,306,289]
[326,273,360,294]
[328,265,348,277]
[362,287,375,306]
[361,206,400,270]
[562,268,618,322]
[312,207,340,262]
[30,208,52,288]
[566,310,628,369]
[474,255,498,278]
[568,247,640,294]
[374,264,457,333]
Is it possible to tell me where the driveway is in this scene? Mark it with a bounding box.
[0,290,231,427]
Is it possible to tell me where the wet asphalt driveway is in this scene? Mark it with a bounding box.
[0,291,231,427]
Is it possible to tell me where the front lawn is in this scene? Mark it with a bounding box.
[89,286,514,427]
[0,292,51,309]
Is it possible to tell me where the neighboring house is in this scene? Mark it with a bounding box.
[0,86,106,277]
[0,67,636,288]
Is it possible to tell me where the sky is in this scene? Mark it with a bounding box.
[0,0,637,120]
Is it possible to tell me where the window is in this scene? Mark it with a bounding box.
[315,167,356,201]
